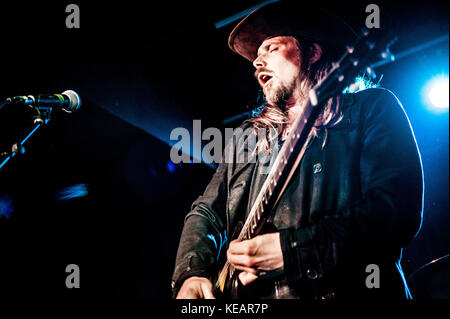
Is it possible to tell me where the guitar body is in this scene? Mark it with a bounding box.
[218,271,279,299]
[214,222,281,299]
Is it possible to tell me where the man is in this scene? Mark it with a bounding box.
[172,0,423,299]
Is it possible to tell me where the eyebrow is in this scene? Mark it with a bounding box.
[257,39,285,56]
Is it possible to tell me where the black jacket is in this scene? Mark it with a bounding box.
[171,88,423,299]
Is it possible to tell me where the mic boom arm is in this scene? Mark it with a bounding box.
[0,90,81,171]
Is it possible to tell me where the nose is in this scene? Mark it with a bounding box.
[253,54,266,69]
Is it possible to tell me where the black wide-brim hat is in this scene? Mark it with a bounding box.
[228,0,358,62]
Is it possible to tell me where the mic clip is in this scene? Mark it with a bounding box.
[6,95,35,106]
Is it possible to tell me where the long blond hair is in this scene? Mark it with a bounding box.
[248,37,343,155]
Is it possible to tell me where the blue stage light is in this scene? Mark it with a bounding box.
[56,184,89,201]
[167,161,176,173]
[422,74,449,113]
[0,194,14,219]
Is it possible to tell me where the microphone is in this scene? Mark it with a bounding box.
[7,90,81,113]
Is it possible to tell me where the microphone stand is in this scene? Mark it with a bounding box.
[0,104,53,170]
[0,99,11,111]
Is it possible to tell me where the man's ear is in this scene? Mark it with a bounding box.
[309,43,322,65]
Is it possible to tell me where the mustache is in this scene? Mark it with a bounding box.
[254,68,274,81]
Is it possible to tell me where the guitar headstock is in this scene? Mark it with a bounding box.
[310,28,397,106]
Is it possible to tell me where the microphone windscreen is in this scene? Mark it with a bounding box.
[62,90,81,113]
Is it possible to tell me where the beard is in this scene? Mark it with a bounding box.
[263,78,296,111]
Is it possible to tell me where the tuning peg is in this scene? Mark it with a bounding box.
[381,49,395,61]
[366,66,377,79]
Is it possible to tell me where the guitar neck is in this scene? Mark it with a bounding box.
[238,95,324,241]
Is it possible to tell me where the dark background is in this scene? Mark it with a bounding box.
[0,0,448,299]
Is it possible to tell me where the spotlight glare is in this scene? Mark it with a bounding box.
[423,74,449,113]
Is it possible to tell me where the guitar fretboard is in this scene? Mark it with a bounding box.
[238,102,314,241]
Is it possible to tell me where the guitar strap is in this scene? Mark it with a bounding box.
[245,124,315,227]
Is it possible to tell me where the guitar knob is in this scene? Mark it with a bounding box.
[306,269,319,280]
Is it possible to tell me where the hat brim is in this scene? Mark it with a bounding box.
[228,1,358,62]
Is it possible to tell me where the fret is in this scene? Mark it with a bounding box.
[256,206,262,220]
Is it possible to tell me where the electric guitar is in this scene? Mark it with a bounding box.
[213,28,395,298]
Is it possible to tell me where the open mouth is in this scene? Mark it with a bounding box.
[258,73,273,87]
